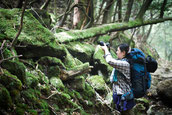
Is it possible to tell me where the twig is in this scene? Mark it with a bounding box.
[11,0,27,47]
[0,55,22,63]
[0,40,6,60]
[48,104,58,115]
[45,91,61,100]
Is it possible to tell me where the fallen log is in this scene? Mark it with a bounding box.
[55,17,172,43]
[60,62,93,81]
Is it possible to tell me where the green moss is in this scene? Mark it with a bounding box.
[0,84,13,109]
[26,72,39,88]
[27,109,38,115]
[97,35,111,43]
[47,66,61,78]
[52,104,59,111]
[128,19,142,27]
[0,69,22,98]
[1,60,26,84]
[21,88,41,106]
[63,48,78,68]
[38,56,65,68]
[50,77,65,89]
[82,82,95,100]
[36,99,49,109]
[93,46,113,73]
[86,75,106,93]
[15,107,25,115]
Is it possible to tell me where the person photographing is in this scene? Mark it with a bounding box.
[101,42,135,115]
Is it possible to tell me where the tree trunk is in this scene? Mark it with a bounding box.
[80,0,94,29]
[95,0,106,23]
[118,0,122,22]
[55,17,172,43]
[113,1,118,22]
[136,0,153,20]
[124,0,134,22]
[57,0,72,27]
[160,0,167,18]
[102,0,114,24]
[73,0,80,29]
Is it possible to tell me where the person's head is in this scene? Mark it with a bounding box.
[116,43,129,59]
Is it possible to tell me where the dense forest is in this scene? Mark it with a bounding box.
[0,0,172,115]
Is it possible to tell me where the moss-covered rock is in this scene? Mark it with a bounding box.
[92,46,113,77]
[0,8,66,59]
[0,84,13,110]
[50,77,65,89]
[0,69,22,99]
[68,76,86,91]
[65,42,95,63]
[82,82,95,100]
[1,60,26,84]
[38,56,65,68]
[63,47,84,69]
[21,88,41,107]
[26,72,39,88]
[86,75,107,94]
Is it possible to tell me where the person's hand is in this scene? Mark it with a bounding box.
[100,43,109,52]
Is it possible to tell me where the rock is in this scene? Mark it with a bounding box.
[0,8,66,59]
[157,79,172,106]
[86,75,107,94]
[147,105,172,115]
[50,77,65,90]
[0,84,13,110]
[26,72,39,88]
[1,60,26,84]
[0,69,22,99]
[92,46,113,77]
[65,42,95,63]
[68,76,85,91]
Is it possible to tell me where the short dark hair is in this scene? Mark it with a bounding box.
[118,43,129,55]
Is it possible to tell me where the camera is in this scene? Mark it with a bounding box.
[98,41,110,47]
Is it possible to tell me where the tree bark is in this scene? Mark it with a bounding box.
[80,0,94,29]
[160,0,167,18]
[73,0,80,29]
[57,0,72,27]
[118,0,122,22]
[55,17,172,43]
[136,0,153,20]
[95,0,106,23]
[124,0,134,22]
[102,0,114,24]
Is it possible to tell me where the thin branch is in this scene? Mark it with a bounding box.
[11,0,27,47]
[40,0,51,10]
[0,55,22,64]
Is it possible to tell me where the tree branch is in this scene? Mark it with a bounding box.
[55,17,172,43]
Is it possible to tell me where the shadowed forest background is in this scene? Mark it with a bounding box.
[0,0,172,115]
